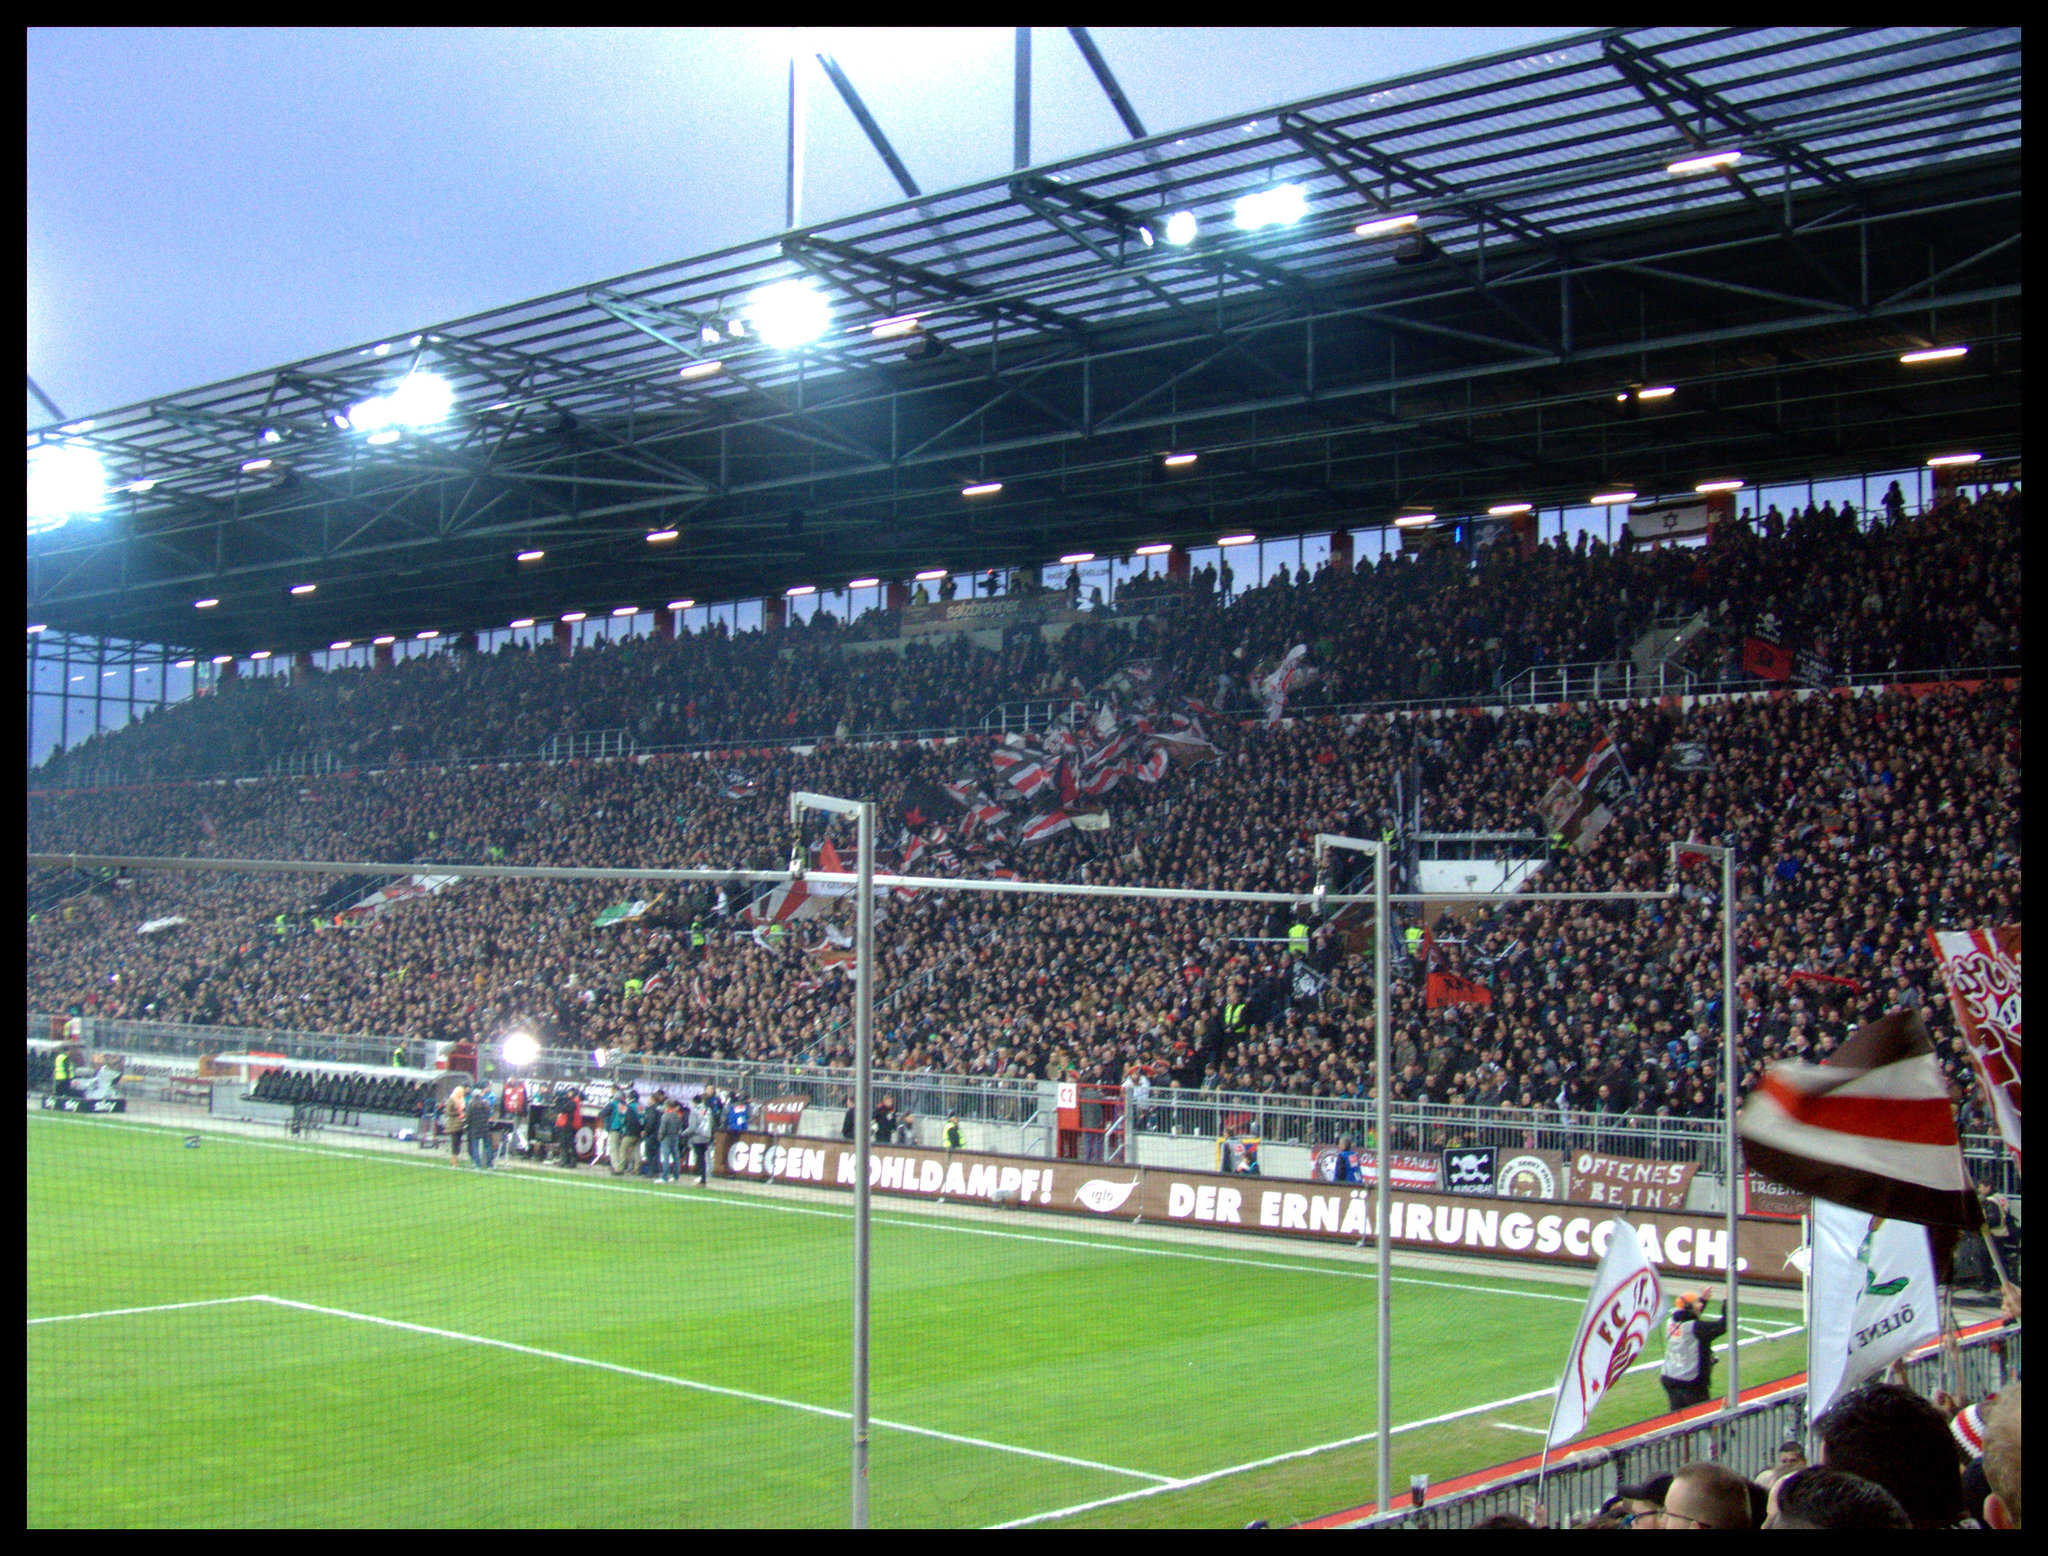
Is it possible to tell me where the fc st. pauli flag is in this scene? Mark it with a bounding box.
[1927,927,2021,1170]
[1546,1217,1663,1448]
[1806,1200,1941,1415]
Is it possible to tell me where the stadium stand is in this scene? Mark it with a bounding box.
[25,489,2022,1120]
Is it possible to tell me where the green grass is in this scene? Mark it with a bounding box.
[27,1113,1807,1527]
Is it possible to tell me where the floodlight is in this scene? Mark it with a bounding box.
[646,529,679,543]
[1218,533,1257,547]
[561,611,587,623]
[125,477,157,494]
[914,568,947,582]
[1667,149,1743,176]
[1233,183,1308,232]
[366,429,402,446]
[1926,452,1982,467]
[1900,345,1968,365]
[1487,503,1533,516]
[785,584,817,597]
[194,598,220,609]
[416,629,440,640]
[666,599,693,611]
[1134,543,1173,556]
[250,650,272,660]
[211,655,234,665]
[700,324,721,346]
[290,583,316,596]
[847,578,879,590]
[678,360,723,381]
[1162,452,1199,468]
[348,371,455,435]
[1638,385,1676,400]
[501,1030,540,1068]
[174,659,195,669]
[1059,552,1095,565]
[612,606,638,617]
[1163,210,1198,246]
[747,279,831,349]
[1695,478,1745,493]
[1354,213,1419,238]
[516,549,545,563]
[372,635,397,645]
[1590,489,1637,506]
[509,618,536,629]
[28,623,48,634]
[1138,226,1155,247]
[260,427,282,445]
[869,314,922,340]
[241,458,273,472]
[330,641,353,651]
[961,481,1003,498]
[1393,512,1436,528]
[27,441,107,530]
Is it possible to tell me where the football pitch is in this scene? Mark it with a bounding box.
[28,1110,1807,1527]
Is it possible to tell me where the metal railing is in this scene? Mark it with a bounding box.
[1503,659,1698,707]
[540,728,636,762]
[26,1013,2017,1194]
[1352,1322,2022,1529]
[980,699,1086,735]
[264,751,344,779]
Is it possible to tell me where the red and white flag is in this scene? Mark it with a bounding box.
[1546,1218,1663,1447]
[1928,927,2021,1170]
[1017,810,1073,847]
[1738,1010,1983,1228]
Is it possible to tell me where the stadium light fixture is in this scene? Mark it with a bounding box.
[211,654,234,665]
[1162,451,1199,468]
[667,599,695,612]
[194,598,220,609]
[124,477,157,494]
[869,314,923,340]
[700,324,721,346]
[372,635,397,645]
[1900,345,1968,365]
[1393,511,1436,528]
[1667,148,1742,176]
[1233,183,1308,232]
[846,578,879,590]
[746,278,831,349]
[560,611,587,623]
[330,640,353,650]
[785,584,817,597]
[646,529,680,543]
[28,623,48,634]
[607,606,635,617]
[174,658,195,669]
[1926,452,1982,467]
[516,549,545,563]
[1134,542,1174,556]
[290,583,316,596]
[509,618,536,629]
[27,440,108,532]
[1058,552,1095,565]
[1163,210,1198,246]
[250,650,272,661]
[260,427,282,445]
[60,418,95,434]
[1638,385,1677,400]
[240,458,273,473]
[961,481,1003,498]
[678,360,723,381]
[1590,489,1638,506]
[501,1030,540,1068]
[1487,502,1533,516]
[1695,478,1746,493]
[366,429,402,446]
[1354,213,1419,238]
[1218,533,1257,547]
[416,629,440,640]
[914,568,947,582]
[348,371,455,436]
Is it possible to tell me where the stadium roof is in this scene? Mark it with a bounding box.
[26,24,2023,657]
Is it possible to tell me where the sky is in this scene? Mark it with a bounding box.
[26,27,1578,425]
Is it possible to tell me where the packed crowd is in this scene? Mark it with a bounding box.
[31,486,2020,785]
[25,667,2019,1128]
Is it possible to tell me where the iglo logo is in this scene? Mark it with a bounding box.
[1073,1178,1141,1214]
[1497,1153,1557,1200]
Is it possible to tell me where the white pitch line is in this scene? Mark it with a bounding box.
[32,1111,1591,1310]
[254,1294,1169,1485]
[993,1320,1808,1527]
[1492,1422,1549,1436]
[26,1294,269,1326]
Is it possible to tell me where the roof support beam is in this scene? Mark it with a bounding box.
[1067,28,1146,140]
[814,52,920,199]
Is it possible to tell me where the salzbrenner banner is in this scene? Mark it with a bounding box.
[716,1134,1801,1287]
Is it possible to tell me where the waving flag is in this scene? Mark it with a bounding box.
[1807,1200,1941,1414]
[1739,1010,1983,1229]
[1547,1218,1663,1447]
[1017,810,1073,847]
[1254,644,1312,723]
[1928,927,2022,1170]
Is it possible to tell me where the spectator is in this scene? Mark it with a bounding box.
[1660,1460,1755,1530]
[1765,1466,1910,1529]
[1980,1382,2021,1530]
[1814,1382,1976,1529]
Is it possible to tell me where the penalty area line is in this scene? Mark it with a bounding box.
[992,1319,1807,1527]
[254,1295,1169,1486]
